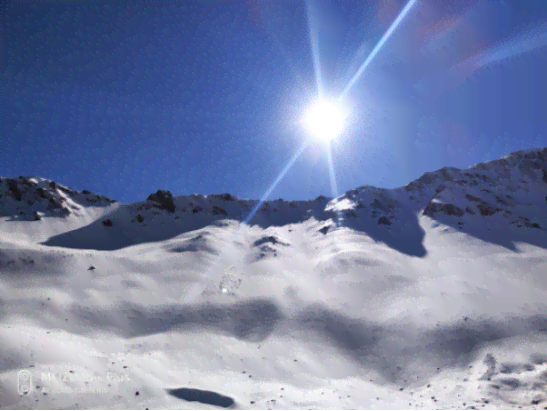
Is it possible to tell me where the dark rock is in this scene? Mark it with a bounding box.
[477,202,501,216]
[58,185,76,195]
[219,193,234,201]
[7,179,22,201]
[416,171,438,185]
[88,266,95,270]
[105,196,116,203]
[378,216,391,225]
[212,206,227,216]
[405,181,422,192]
[21,177,35,187]
[345,210,357,218]
[424,202,465,217]
[82,190,91,195]
[136,214,144,223]
[465,194,482,202]
[495,196,509,205]
[147,190,175,212]
[371,199,384,209]
[102,219,113,227]
[47,198,63,209]
[33,211,41,221]
[435,184,447,194]
[192,206,203,214]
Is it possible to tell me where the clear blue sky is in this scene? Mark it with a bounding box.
[3,0,547,203]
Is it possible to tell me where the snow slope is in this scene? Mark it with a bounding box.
[1,147,547,410]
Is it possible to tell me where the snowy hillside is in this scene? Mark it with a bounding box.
[1,147,547,410]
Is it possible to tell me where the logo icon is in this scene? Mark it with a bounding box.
[17,370,33,395]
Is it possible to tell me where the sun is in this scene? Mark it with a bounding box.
[302,99,345,143]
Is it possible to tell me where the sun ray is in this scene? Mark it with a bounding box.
[243,139,310,224]
[159,138,311,332]
[326,142,343,228]
[326,143,339,199]
[338,0,417,101]
[306,0,323,97]
[163,1,423,327]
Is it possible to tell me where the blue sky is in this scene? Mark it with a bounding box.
[3,0,547,203]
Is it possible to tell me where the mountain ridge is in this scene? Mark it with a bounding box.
[2,146,545,211]
[1,146,546,251]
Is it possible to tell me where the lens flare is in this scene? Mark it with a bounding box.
[339,0,417,101]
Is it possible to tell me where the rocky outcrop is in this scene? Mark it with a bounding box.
[318,225,330,235]
[49,181,77,196]
[146,190,176,212]
[476,202,502,217]
[7,179,23,201]
[371,199,385,209]
[344,210,358,218]
[253,235,290,247]
[465,206,476,215]
[423,201,465,217]
[102,219,113,227]
[212,206,228,216]
[378,216,391,225]
[210,193,235,202]
[465,194,482,202]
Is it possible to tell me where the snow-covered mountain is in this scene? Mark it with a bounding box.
[1,147,547,410]
[1,147,545,250]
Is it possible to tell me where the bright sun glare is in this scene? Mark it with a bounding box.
[302,99,345,143]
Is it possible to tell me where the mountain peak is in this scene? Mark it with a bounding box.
[0,176,116,220]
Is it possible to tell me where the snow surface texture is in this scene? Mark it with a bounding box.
[1,147,547,410]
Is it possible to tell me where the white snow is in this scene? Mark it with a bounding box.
[1,147,547,410]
